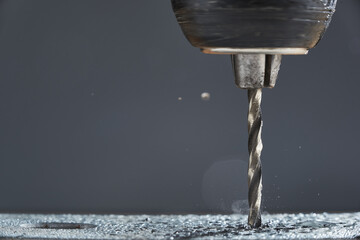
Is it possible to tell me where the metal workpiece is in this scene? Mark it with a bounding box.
[0,213,359,239]
[231,54,282,89]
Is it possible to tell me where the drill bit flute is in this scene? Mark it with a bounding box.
[247,88,263,227]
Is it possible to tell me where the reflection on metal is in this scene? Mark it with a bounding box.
[202,48,308,55]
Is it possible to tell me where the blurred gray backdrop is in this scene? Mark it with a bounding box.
[0,0,359,214]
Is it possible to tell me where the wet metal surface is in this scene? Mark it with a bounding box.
[0,213,359,239]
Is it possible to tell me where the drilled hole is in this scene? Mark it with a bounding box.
[20,222,96,229]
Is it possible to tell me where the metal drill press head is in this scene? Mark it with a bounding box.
[171,0,337,55]
[171,0,337,89]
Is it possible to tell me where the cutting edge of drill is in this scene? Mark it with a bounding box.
[201,48,308,55]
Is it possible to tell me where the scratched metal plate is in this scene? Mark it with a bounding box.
[0,213,359,239]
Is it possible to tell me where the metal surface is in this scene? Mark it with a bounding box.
[0,213,359,239]
[231,54,282,89]
[247,89,263,228]
[171,0,337,50]
[232,54,266,89]
[264,55,282,88]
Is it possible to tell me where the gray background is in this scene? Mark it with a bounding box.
[0,0,359,214]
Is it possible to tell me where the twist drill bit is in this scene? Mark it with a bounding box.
[232,54,281,228]
[247,88,263,228]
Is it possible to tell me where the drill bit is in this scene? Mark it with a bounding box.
[247,88,263,228]
[232,54,281,228]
